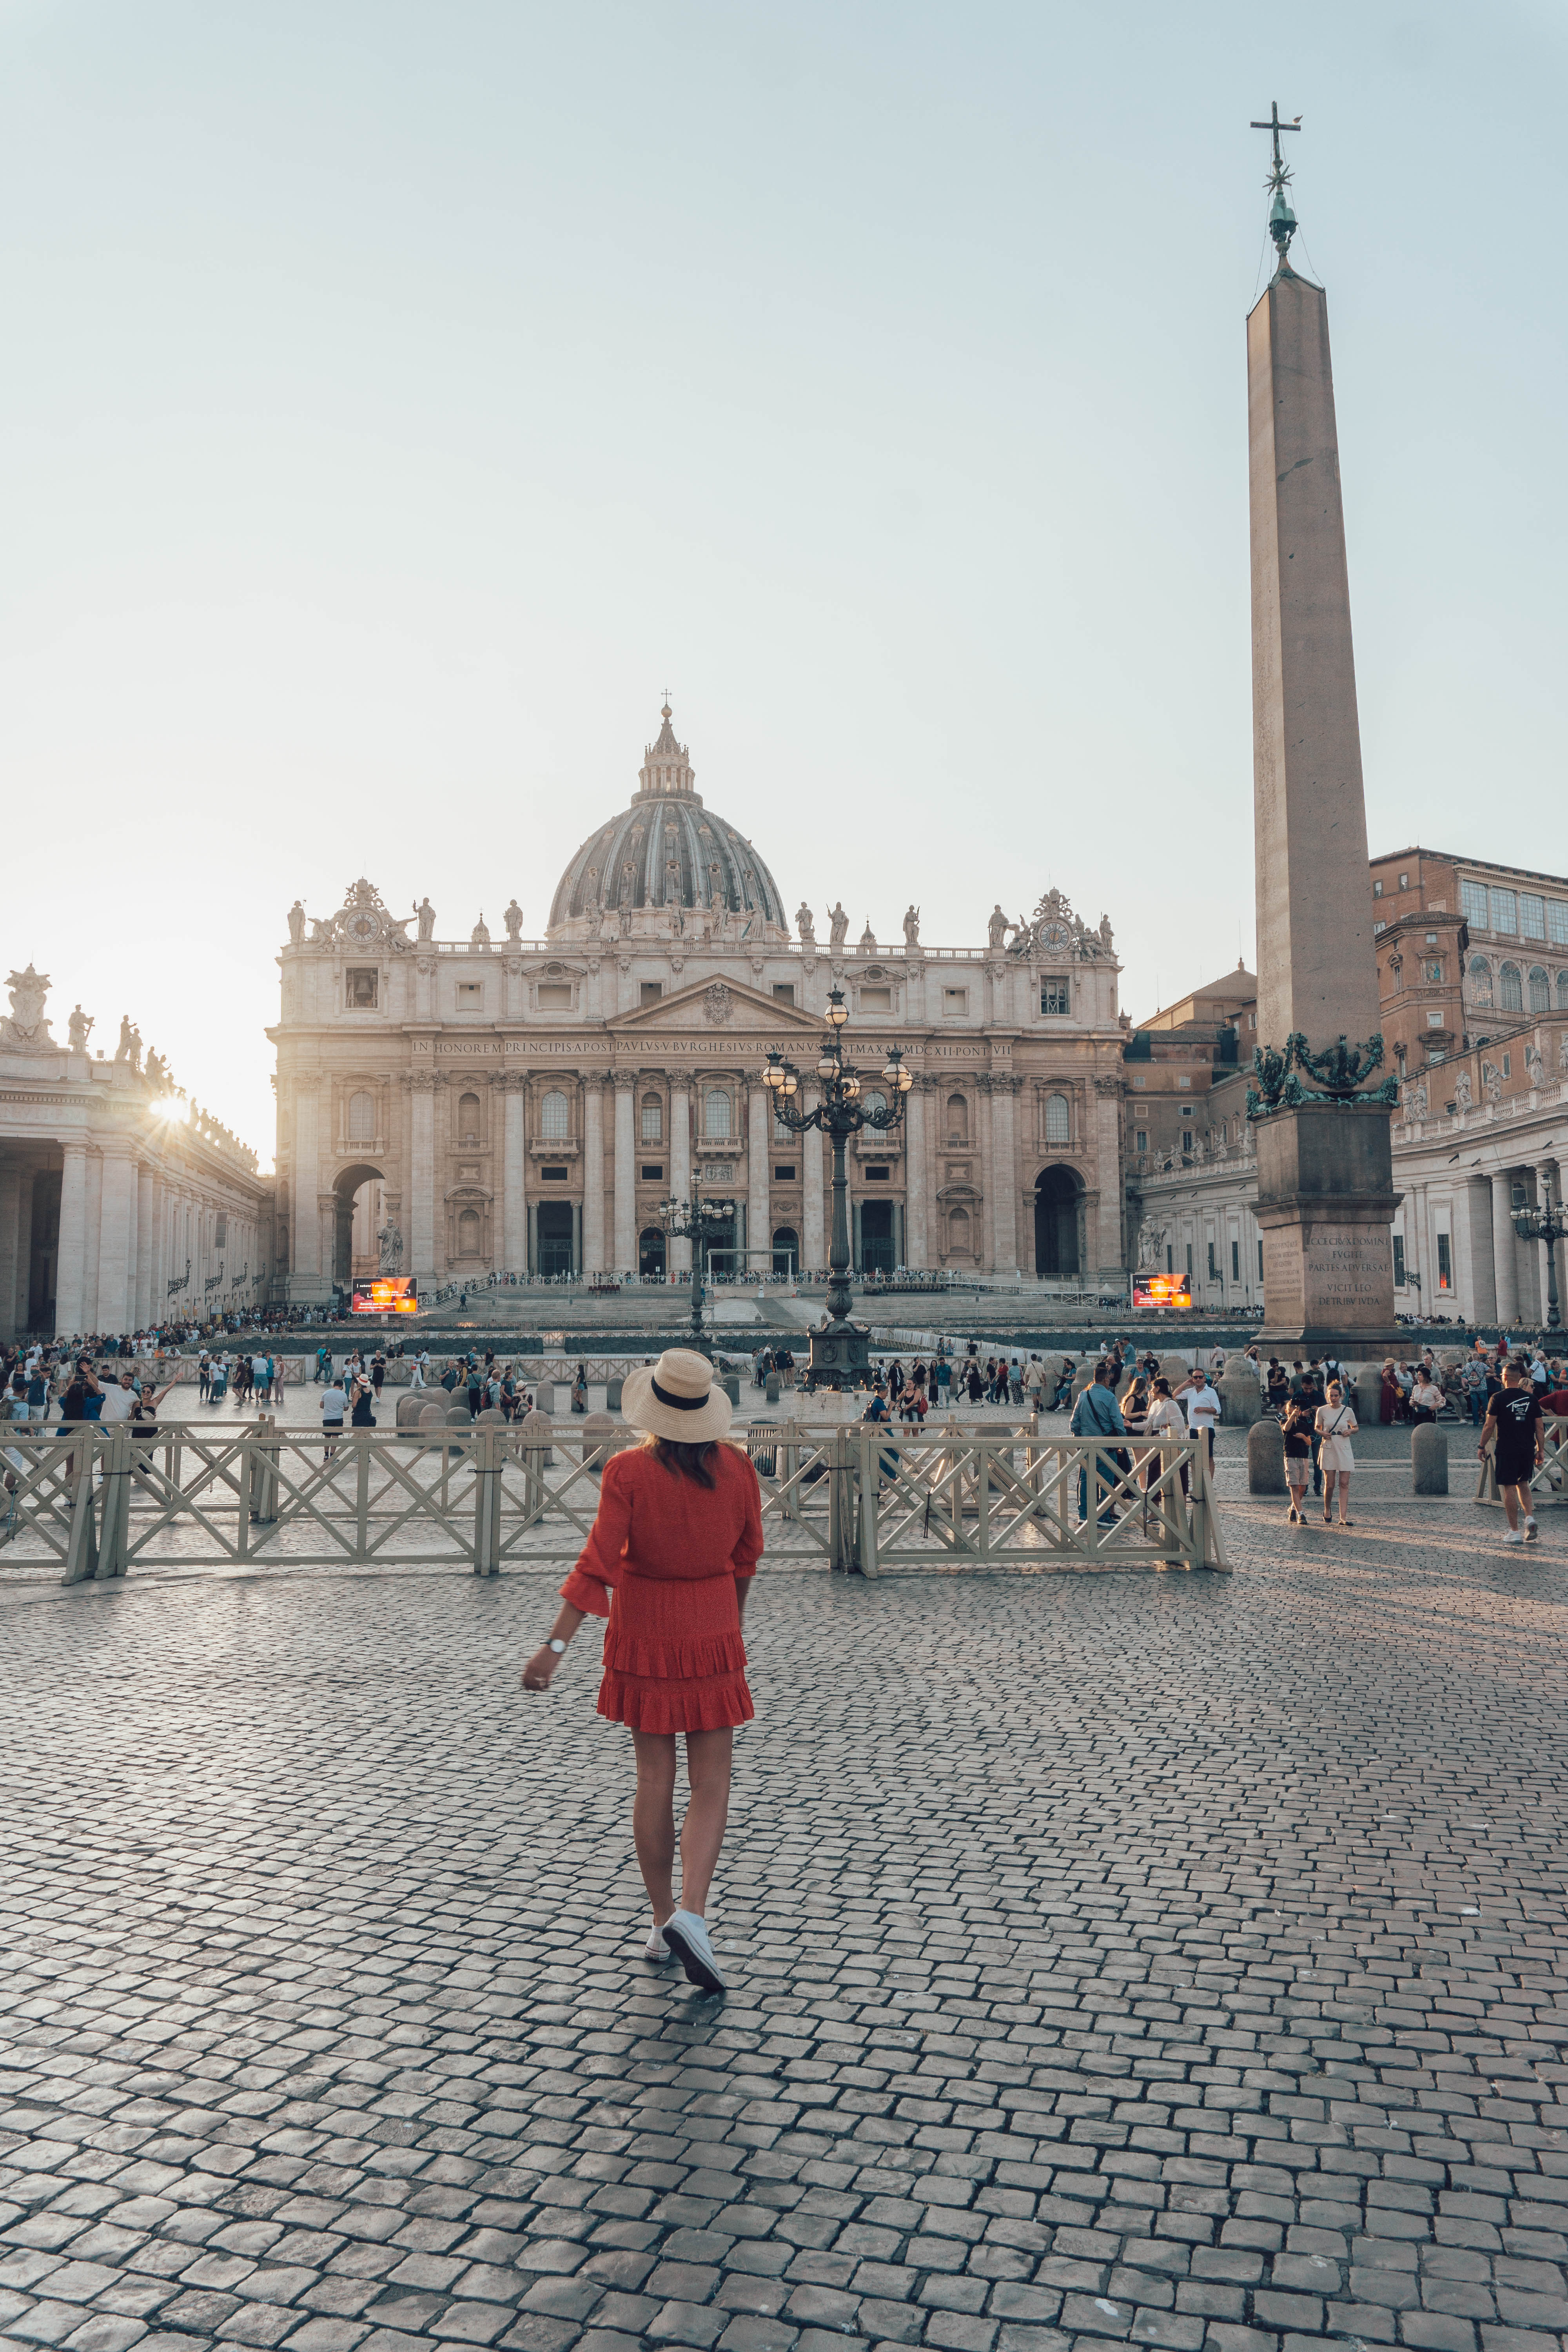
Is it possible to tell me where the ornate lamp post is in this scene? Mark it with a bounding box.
[762,988,913,1390]
[657,1170,736,1355]
[1511,1178,1565,1330]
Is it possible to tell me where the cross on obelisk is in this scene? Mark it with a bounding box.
[1249,100,1300,174]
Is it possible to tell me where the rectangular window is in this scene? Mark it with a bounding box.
[640,981,663,1004]
[772,983,795,1004]
[215,1214,228,1250]
[1550,900,1568,946]
[1490,887,1518,933]
[1257,1241,1264,1281]
[641,1164,663,1181]
[860,986,893,1013]
[457,982,481,1006]
[540,1165,568,1181]
[1503,1053,1512,1077]
[773,1164,796,1181]
[1231,1239,1240,1281]
[1185,1244,1193,1276]
[1461,880,1488,927]
[1374,919,1386,934]
[641,1102,662,1141]
[1207,1242,1217,1280]
[1134,1129,1147,1152]
[537,984,572,1009]
[1131,1073,1145,1088]
[864,1164,889,1181]
[1426,1011,1442,1026]
[1178,1076,1191,1090]
[1181,1104,1194,1118]
[1040,977,1071,1016]
[346,968,378,1009]
[1521,895,1546,940]
[1393,1236,1406,1286]
[1372,879,1383,898]
[942,987,968,1016]
[1436,1232,1452,1289]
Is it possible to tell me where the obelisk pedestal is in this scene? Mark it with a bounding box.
[1247,260,1399,1352]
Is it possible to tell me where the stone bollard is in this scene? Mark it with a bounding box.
[580,1411,617,1475]
[766,1372,782,1404]
[1412,1422,1449,1495]
[606,1378,624,1413]
[518,1407,555,1470]
[721,1374,741,1406]
[1220,1367,1262,1428]
[446,1402,472,1428]
[1247,1417,1287,1495]
[536,1381,555,1414]
[396,1392,428,1429]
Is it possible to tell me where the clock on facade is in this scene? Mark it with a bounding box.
[1039,921,1071,951]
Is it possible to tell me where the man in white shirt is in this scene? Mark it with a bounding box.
[1179,1369,1221,1466]
[98,1371,136,1426]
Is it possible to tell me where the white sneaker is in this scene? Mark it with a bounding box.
[644,1919,670,1960]
[1502,1529,1524,1545]
[662,1908,726,1993]
[1524,1517,1540,1542]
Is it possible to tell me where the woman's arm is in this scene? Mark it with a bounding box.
[521,1600,587,1691]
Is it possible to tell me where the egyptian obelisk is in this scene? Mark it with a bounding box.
[1247,108,1398,1349]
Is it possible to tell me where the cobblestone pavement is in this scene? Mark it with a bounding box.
[3,1498,1568,2352]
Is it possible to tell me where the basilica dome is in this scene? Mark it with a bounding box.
[546,705,788,939]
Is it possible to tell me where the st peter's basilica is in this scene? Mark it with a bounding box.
[271,705,1130,1300]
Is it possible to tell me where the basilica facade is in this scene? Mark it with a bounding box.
[270,706,1131,1300]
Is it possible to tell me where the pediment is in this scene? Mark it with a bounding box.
[608,976,823,1038]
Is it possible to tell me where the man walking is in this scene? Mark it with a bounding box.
[1482,1361,1545,1546]
[1070,1362,1128,1527]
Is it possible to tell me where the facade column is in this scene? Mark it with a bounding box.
[293,1080,321,1281]
[0,1165,20,1339]
[976,1078,996,1271]
[56,1143,88,1336]
[748,1085,771,1280]
[1490,1171,1518,1328]
[613,1073,637,1274]
[409,1077,436,1279]
[670,1082,692,1276]
[904,1079,927,1270]
[319,1193,340,1287]
[924,1075,942,1269]
[801,1089,824,1276]
[582,1075,607,1275]
[502,1074,527,1276]
[135,1165,155,1329]
[81,1151,103,1331]
[1094,1075,1123,1278]
[989,1076,1018,1277]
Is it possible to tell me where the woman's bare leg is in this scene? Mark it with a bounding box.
[678,1728,734,1918]
[630,1730,679,1922]
[1338,1476,1352,1524]
[1321,1470,1338,1520]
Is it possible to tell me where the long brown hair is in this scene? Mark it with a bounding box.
[643,1432,719,1488]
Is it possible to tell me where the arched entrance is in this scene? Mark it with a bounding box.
[537,1202,574,1278]
[771,1225,799,1278]
[639,1227,666,1279]
[332,1162,387,1287]
[1034,1166,1081,1277]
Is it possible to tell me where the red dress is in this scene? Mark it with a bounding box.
[560,1443,762,1733]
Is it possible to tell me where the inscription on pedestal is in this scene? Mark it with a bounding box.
[1263,1220,1394,1336]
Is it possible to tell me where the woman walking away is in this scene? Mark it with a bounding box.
[1315,1379,1359,1526]
[521,1349,761,1994]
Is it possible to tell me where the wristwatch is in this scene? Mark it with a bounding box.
[546,1638,567,1655]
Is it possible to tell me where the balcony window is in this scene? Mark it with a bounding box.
[538,983,572,1009]
[704,1089,732,1138]
[1461,880,1488,927]
[641,1094,662,1142]
[541,1089,570,1139]
[1044,1093,1070,1144]
[1521,895,1547,941]
[1499,963,1523,1013]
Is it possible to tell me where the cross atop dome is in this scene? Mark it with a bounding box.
[639,697,699,801]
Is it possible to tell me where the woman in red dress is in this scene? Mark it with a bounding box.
[521,1349,761,1993]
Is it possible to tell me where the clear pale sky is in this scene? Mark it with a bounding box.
[4,1,1564,1169]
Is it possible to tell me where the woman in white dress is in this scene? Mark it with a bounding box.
[1314,1379,1359,1526]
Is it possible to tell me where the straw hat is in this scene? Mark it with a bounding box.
[622,1348,733,1445]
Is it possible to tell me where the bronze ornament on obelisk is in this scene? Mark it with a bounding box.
[1245,108,1400,1350]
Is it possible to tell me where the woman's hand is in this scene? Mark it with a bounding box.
[520,1647,561,1693]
